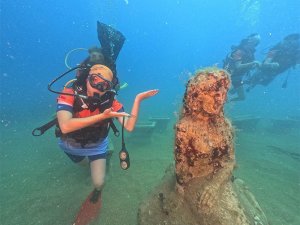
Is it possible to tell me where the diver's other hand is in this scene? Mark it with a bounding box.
[102,108,130,119]
[136,89,159,102]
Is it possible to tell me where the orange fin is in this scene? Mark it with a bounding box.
[73,190,102,225]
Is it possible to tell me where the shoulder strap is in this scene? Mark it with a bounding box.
[109,119,120,137]
[71,84,88,113]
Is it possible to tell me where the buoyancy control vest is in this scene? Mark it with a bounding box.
[267,42,300,74]
[223,46,255,75]
[55,85,119,147]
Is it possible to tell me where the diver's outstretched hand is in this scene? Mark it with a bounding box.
[103,108,130,119]
[136,89,159,102]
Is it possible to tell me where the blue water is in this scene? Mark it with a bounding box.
[1,1,300,225]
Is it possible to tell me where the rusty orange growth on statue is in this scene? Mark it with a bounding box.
[175,69,234,189]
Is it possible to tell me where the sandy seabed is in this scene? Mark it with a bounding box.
[0,122,299,225]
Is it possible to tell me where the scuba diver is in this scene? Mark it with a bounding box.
[56,64,158,203]
[246,33,300,91]
[32,21,157,208]
[223,33,261,101]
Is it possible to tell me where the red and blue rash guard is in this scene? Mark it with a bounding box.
[56,88,124,156]
[57,88,123,116]
[231,49,244,61]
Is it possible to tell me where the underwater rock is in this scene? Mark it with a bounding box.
[268,118,300,134]
[128,121,156,139]
[138,68,269,225]
[149,117,171,133]
[232,115,261,132]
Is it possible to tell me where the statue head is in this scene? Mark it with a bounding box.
[183,69,230,117]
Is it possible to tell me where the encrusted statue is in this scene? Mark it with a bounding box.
[138,68,269,225]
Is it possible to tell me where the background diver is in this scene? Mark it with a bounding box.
[223,33,261,101]
[246,33,300,91]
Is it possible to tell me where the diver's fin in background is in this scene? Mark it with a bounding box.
[97,21,126,63]
[282,69,291,89]
[281,75,288,88]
